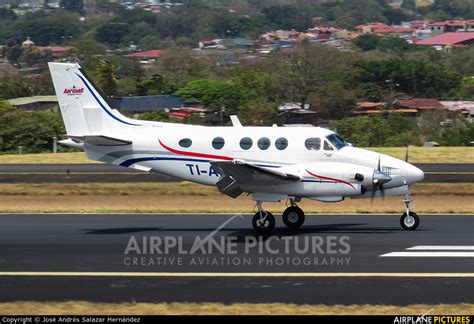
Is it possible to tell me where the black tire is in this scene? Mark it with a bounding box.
[282,206,305,229]
[400,211,419,230]
[252,211,275,234]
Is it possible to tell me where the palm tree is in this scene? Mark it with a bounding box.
[95,59,120,96]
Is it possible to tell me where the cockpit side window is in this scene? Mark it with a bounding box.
[326,134,348,150]
[305,138,321,151]
[324,140,334,151]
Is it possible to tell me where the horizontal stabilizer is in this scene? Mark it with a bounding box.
[66,135,132,146]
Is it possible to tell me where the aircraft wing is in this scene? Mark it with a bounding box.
[210,161,300,198]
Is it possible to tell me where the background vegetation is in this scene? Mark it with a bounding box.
[0,0,473,153]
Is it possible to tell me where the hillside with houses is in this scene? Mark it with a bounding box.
[0,0,473,152]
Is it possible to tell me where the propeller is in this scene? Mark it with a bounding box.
[371,154,392,203]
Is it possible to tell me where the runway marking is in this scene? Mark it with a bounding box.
[0,272,473,278]
[381,245,474,257]
[425,172,474,175]
[380,252,474,257]
[407,246,474,251]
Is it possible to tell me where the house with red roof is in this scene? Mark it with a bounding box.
[426,20,466,36]
[355,22,390,34]
[372,26,415,37]
[416,32,474,48]
[125,50,161,64]
[35,46,76,57]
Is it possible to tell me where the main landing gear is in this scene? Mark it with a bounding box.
[400,189,420,230]
[252,200,306,233]
[252,201,275,234]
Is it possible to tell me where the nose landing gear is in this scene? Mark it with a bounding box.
[252,201,275,234]
[400,189,420,230]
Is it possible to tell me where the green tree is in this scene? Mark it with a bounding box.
[139,110,170,122]
[337,113,418,146]
[443,47,474,76]
[262,4,308,31]
[137,74,176,96]
[238,97,281,126]
[95,60,120,96]
[74,37,106,56]
[175,79,246,124]
[441,123,474,146]
[457,78,474,100]
[312,82,356,119]
[150,49,213,88]
[0,109,65,153]
[353,34,380,51]
[123,22,154,46]
[6,45,22,64]
[60,0,84,13]
[267,44,355,109]
[0,77,33,100]
[95,22,130,46]
[376,37,416,54]
[0,8,17,20]
[356,58,462,98]
[138,36,162,51]
[418,109,467,142]
[18,11,83,45]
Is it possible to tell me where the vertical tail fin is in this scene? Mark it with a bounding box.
[48,62,142,136]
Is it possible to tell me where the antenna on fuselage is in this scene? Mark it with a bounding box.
[230,115,242,127]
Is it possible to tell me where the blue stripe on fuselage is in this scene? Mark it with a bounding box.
[120,157,209,167]
[119,156,283,168]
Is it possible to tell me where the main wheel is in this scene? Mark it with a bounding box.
[252,211,275,234]
[400,211,419,230]
[282,206,305,229]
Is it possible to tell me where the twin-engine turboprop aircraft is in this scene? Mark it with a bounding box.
[49,62,424,233]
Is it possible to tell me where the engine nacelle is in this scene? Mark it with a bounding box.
[280,162,376,197]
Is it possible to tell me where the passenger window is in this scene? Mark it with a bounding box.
[257,137,270,150]
[212,137,225,150]
[179,138,192,148]
[324,140,334,150]
[305,138,321,151]
[239,137,253,150]
[275,137,288,150]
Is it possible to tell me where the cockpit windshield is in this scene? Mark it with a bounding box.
[326,134,348,150]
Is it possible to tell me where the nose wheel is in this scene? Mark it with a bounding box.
[401,211,419,230]
[401,188,420,230]
[282,205,305,229]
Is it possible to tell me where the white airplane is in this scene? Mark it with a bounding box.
[49,62,425,233]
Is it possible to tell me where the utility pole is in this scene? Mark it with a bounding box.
[53,136,58,154]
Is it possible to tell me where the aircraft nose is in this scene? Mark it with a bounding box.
[405,164,424,184]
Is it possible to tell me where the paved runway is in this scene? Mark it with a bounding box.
[0,163,472,183]
[0,213,473,305]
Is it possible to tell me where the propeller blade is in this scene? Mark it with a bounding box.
[370,182,386,203]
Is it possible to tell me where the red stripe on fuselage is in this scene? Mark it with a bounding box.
[159,139,233,161]
[305,169,355,189]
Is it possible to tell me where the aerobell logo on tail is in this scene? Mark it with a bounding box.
[63,87,84,95]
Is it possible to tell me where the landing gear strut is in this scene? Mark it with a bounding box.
[252,201,275,234]
[400,189,420,230]
[282,200,305,229]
